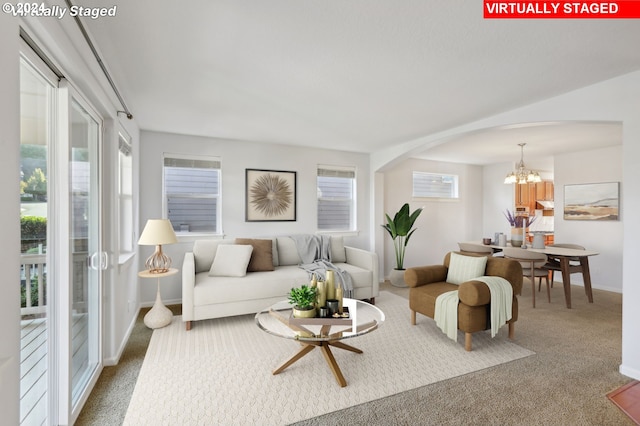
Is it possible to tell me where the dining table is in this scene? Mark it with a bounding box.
[464,241,599,309]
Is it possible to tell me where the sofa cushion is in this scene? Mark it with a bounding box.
[330,236,346,263]
[235,238,274,272]
[194,266,309,305]
[446,252,487,285]
[277,237,301,266]
[193,239,233,273]
[209,244,253,277]
[335,263,371,289]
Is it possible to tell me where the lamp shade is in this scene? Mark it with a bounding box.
[138,219,178,246]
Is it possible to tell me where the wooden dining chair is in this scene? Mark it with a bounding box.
[503,248,550,308]
[457,242,494,257]
[542,244,586,287]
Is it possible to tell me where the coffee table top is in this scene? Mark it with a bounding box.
[255,298,384,342]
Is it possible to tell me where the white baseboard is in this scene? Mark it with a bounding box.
[139,298,182,308]
[619,364,640,381]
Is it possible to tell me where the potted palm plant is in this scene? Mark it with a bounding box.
[288,285,317,318]
[382,203,423,287]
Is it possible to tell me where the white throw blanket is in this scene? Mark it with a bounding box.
[434,276,513,342]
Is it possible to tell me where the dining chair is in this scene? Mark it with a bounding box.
[542,243,586,287]
[503,248,550,308]
[457,242,494,257]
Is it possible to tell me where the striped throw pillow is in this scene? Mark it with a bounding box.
[446,252,487,285]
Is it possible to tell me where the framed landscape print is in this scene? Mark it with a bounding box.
[245,169,297,222]
[564,182,619,221]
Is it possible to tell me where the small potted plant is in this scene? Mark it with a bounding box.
[288,285,317,318]
[382,203,423,287]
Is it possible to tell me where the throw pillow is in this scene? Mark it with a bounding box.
[235,238,274,272]
[446,252,488,285]
[330,236,346,263]
[208,244,253,277]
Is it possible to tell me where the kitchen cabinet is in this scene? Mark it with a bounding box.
[536,181,554,201]
[515,181,554,213]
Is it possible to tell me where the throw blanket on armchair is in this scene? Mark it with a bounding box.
[434,276,513,342]
[289,234,354,297]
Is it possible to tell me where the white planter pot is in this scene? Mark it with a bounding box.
[389,269,407,287]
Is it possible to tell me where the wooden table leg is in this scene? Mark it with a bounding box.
[580,256,594,303]
[272,343,316,375]
[530,260,536,308]
[320,344,347,387]
[329,341,363,354]
[560,257,572,309]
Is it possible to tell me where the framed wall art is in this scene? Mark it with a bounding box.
[245,169,297,222]
[563,182,619,221]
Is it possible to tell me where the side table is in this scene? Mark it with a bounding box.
[138,268,178,329]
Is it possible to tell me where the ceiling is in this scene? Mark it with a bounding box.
[80,1,639,164]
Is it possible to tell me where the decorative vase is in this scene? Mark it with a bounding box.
[389,268,407,287]
[293,306,316,318]
[336,287,343,313]
[310,273,317,288]
[326,270,336,300]
[316,280,326,313]
[510,226,523,247]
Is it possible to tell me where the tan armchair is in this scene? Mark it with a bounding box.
[404,252,523,351]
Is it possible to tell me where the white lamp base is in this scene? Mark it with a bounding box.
[144,283,173,329]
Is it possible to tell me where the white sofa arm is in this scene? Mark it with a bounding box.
[344,246,379,296]
[182,252,195,323]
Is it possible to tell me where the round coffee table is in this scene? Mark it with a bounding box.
[255,298,384,387]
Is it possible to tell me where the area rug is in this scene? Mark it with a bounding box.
[123,292,534,425]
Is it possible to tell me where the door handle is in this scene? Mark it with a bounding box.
[100,252,108,270]
[89,252,108,270]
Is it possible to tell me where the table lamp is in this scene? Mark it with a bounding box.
[138,219,178,273]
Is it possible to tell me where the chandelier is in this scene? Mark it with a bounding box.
[504,143,541,184]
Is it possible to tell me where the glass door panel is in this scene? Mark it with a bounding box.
[19,56,55,426]
[69,96,101,411]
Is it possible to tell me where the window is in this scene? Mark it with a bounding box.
[317,165,356,231]
[163,155,221,233]
[118,133,133,255]
[413,171,459,199]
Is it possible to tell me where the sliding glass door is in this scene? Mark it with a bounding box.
[19,51,56,426]
[20,47,104,425]
[68,94,102,416]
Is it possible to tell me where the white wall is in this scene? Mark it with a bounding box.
[552,146,623,293]
[483,162,518,238]
[138,130,372,304]
[381,158,483,277]
[0,12,21,425]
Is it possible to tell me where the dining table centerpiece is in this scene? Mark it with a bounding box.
[504,210,536,247]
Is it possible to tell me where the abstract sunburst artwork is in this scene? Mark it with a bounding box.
[246,169,297,221]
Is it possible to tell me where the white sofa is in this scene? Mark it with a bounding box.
[182,235,379,330]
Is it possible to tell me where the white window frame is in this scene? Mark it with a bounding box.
[317,164,357,232]
[117,131,134,262]
[162,153,222,236]
[412,171,459,199]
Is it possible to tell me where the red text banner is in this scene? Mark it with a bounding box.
[484,1,640,18]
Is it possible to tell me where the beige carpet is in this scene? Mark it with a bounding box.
[123,292,533,425]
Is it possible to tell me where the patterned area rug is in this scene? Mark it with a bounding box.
[124,292,533,425]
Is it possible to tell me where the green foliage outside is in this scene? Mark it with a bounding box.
[21,168,47,201]
[21,275,46,308]
[21,216,47,252]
